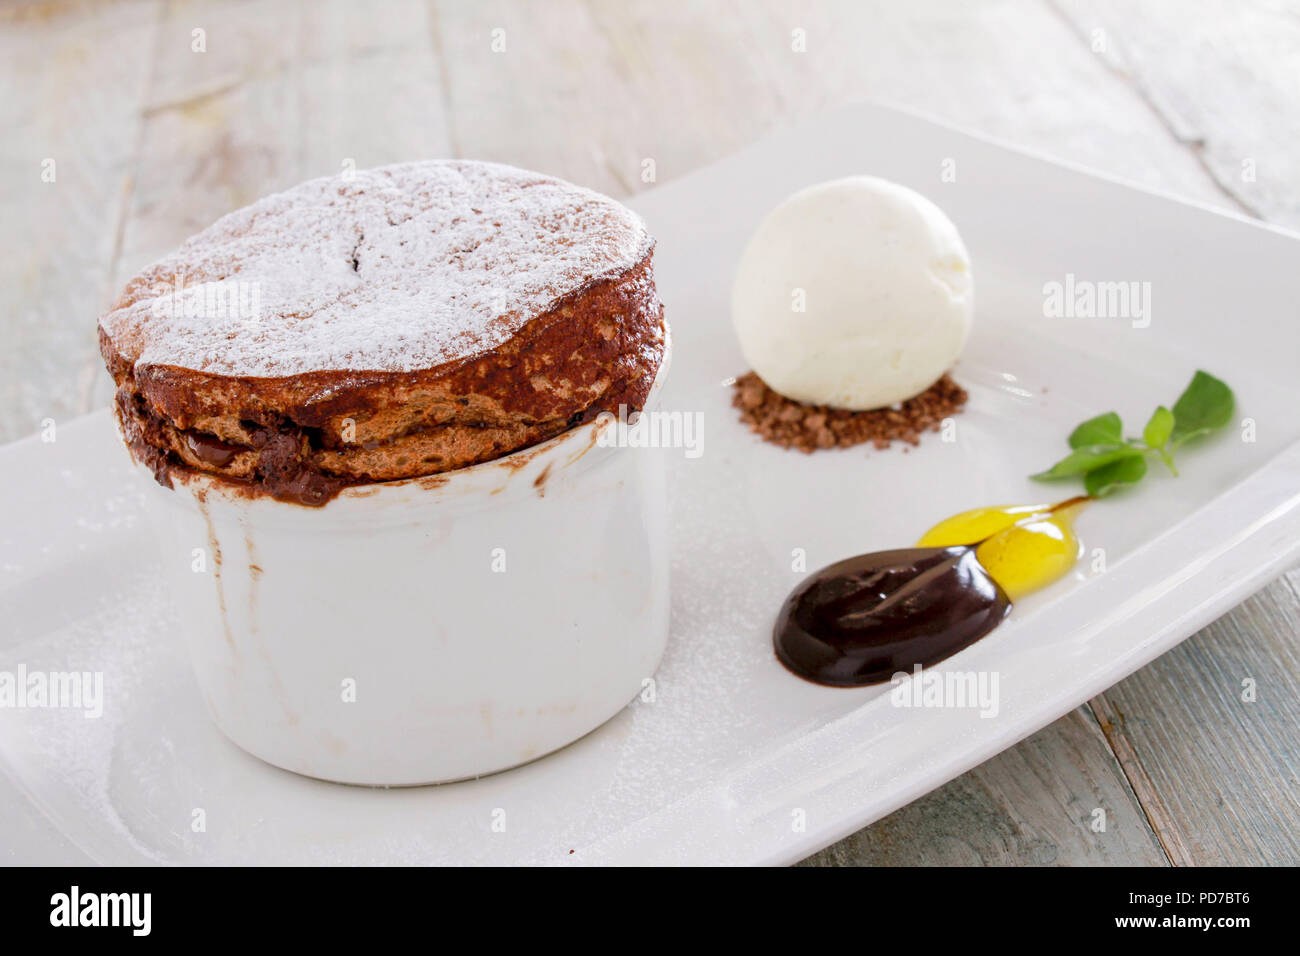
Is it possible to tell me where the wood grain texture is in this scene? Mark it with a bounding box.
[115,0,452,283]
[728,0,1235,205]
[2,0,1298,866]
[0,0,160,438]
[801,707,1170,866]
[1090,568,1300,865]
[430,0,648,196]
[1052,0,1300,227]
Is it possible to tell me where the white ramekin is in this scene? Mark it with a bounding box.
[135,336,671,785]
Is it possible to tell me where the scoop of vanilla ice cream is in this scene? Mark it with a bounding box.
[732,176,973,410]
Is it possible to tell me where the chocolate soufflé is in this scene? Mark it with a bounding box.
[99,160,666,505]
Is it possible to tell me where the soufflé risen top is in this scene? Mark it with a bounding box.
[99,160,667,505]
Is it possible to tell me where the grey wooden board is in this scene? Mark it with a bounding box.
[3,0,1298,865]
[1091,568,1300,866]
[802,707,1171,866]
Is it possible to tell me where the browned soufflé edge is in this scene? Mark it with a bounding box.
[103,264,665,507]
[732,371,966,452]
[99,162,666,506]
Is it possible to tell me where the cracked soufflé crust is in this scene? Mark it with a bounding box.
[99,160,666,505]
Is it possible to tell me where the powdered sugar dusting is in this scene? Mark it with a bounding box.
[101,161,651,377]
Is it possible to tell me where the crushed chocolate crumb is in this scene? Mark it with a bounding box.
[731,372,967,452]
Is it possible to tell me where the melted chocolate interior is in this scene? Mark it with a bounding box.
[184,431,243,468]
[774,546,1011,687]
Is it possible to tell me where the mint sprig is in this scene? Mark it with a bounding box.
[1068,412,1122,448]
[1032,370,1235,497]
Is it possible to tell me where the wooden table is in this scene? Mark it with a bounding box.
[4,0,1297,865]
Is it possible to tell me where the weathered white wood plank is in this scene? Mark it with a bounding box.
[427,0,649,196]
[584,0,1236,206]
[0,0,160,444]
[113,0,451,283]
[1052,0,1300,227]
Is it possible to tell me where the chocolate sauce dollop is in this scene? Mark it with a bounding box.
[774,546,1011,687]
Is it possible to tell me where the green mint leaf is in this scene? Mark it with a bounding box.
[1031,442,1144,481]
[1170,370,1234,446]
[1068,412,1123,449]
[1084,454,1148,497]
[1142,405,1175,449]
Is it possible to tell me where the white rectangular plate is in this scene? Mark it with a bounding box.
[3,103,1300,865]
